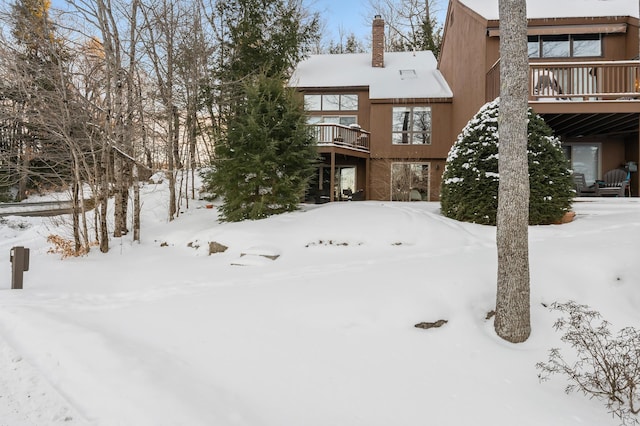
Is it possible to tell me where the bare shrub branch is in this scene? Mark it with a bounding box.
[537,301,640,425]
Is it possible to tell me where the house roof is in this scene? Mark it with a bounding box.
[290,50,453,99]
[459,0,639,20]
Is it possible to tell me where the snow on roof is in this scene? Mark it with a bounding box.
[290,50,453,99]
[460,0,639,20]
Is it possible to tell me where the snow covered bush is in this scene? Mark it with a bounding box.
[537,302,640,425]
[440,99,573,225]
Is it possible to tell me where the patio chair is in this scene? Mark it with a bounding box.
[351,189,364,201]
[533,70,564,100]
[595,169,629,197]
[572,172,596,196]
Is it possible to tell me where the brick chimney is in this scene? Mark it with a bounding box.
[372,15,384,68]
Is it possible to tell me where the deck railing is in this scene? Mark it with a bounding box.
[486,60,640,102]
[311,123,370,152]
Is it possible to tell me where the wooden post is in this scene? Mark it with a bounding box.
[10,246,29,289]
[365,157,370,200]
[330,152,336,202]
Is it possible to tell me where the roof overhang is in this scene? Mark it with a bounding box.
[370,97,453,104]
[540,112,639,138]
[487,23,627,37]
[295,86,369,92]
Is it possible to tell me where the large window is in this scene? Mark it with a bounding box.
[528,34,602,58]
[573,35,603,57]
[391,163,430,201]
[304,94,358,111]
[392,106,431,145]
[563,143,601,185]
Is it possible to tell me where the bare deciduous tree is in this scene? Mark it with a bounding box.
[367,0,441,54]
[139,0,186,221]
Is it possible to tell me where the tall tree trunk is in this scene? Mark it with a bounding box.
[17,142,30,201]
[72,179,81,253]
[113,68,130,238]
[494,0,531,343]
[92,155,101,245]
[173,105,182,170]
[168,106,177,221]
[77,158,90,251]
[70,148,89,254]
[129,0,140,242]
[99,144,110,253]
[133,164,140,242]
[113,155,125,237]
[187,103,197,201]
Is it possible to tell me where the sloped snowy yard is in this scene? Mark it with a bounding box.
[0,180,639,425]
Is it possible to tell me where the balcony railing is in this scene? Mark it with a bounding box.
[486,60,640,102]
[311,123,370,152]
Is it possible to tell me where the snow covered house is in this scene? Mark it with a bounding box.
[290,16,453,202]
[292,2,640,202]
[439,0,640,194]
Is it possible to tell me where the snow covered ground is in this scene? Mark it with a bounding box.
[0,179,639,425]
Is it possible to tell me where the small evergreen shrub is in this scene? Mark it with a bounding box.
[440,99,574,225]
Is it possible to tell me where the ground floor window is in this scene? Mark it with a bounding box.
[307,165,357,202]
[563,143,601,185]
[333,166,356,200]
[391,162,430,201]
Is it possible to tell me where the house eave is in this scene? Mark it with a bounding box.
[487,23,628,37]
[370,97,453,104]
[295,86,369,92]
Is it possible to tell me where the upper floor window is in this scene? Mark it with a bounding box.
[528,34,602,58]
[392,106,431,145]
[304,94,358,111]
[572,34,602,57]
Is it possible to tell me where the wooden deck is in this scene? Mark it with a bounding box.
[486,60,640,103]
[311,124,370,153]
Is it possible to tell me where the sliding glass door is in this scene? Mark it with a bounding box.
[563,143,601,185]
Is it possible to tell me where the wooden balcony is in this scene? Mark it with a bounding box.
[486,60,640,103]
[311,123,370,153]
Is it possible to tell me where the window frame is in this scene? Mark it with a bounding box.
[391,106,432,145]
[528,34,602,58]
[563,142,602,186]
[390,162,431,201]
[304,94,359,112]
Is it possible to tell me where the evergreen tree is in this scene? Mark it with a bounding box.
[4,0,71,200]
[211,0,319,119]
[224,0,318,78]
[440,99,574,226]
[328,33,366,54]
[344,33,365,53]
[414,15,441,58]
[209,73,317,222]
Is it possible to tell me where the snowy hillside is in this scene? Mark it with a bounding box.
[0,179,639,425]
